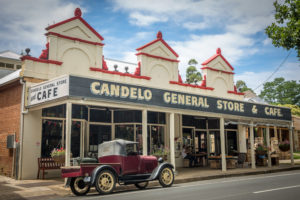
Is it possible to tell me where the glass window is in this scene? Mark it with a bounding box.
[226,131,237,155]
[89,125,111,153]
[72,104,88,120]
[115,125,134,141]
[16,65,22,69]
[71,121,81,157]
[225,123,237,129]
[208,119,220,129]
[136,125,143,154]
[182,115,194,126]
[41,120,63,157]
[114,110,141,123]
[148,125,165,154]
[42,104,66,118]
[147,112,165,124]
[5,63,14,69]
[90,108,111,122]
[0,62,5,67]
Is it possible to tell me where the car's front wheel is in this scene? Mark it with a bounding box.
[70,177,90,196]
[135,181,149,189]
[95,170,116,194]
[158,167,174,187]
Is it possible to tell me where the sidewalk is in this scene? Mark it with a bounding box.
[1,163,300,200]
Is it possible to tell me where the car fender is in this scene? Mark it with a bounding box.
[90,165,118,186]
[148,162,174,180]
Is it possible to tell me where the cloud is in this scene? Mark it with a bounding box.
[0,0,80,56]
[129,12,167,26]
[183,22,208,31]
[171,33,258,79]
[235,62,300,94]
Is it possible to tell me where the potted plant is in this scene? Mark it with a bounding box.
[152,148,169,161]
[279,140,290,152]
[255,144,267,158]
[51,147,66,164]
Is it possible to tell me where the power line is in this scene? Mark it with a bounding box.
[253,51,292,91]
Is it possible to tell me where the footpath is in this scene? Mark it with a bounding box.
[1,163,300,200]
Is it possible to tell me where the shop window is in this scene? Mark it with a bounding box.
[115,125,134,141]
[41,120,63,157]
[89,125,111,154]
[71,121,81,158]
[6,63,14,69]
[148,111,166,124]
[182,115,194,126]
[270,128,275,137]
[0,62,5,67]
[42,104,66,118]
[195,118,206,129]
[208,119,220,129]
[72,104,88,120]
[16,65,21,69]
[114,110,141,123]
[90,108,111,122]
[226,131,237,155]
[182,115,206,129]
[148,125,165,154]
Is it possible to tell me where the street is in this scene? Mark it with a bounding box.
[56,170,300,200]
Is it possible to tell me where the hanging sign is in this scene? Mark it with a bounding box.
[69,76,292,121]
[28,76,69,106]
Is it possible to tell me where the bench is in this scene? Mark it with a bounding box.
[37,157,64,179]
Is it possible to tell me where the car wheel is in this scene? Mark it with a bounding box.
[95,170,116,194]
[135,181,149,189]
[158,167,174,187]
[70,177,90,196]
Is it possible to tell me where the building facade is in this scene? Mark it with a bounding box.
[0,8,294,180]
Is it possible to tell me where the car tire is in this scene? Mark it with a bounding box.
[70,177,90,196]
[95,170,116,195]
[135,181,149,189]
[158,167,174,187]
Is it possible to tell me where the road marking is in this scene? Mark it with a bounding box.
[254,185,300,194]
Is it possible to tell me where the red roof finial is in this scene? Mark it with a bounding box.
[157,31,162,39]
[74,8,82,17]
[216,48,221,55]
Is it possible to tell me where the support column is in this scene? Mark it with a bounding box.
[289,125,294,166]
[65,102,72,167]
[170,113,175,169]
[279,129,282,142]
[274,126,278,139]
[142,109,147,156]
[266,126,271,167]
[238,125,247,153]
[220,117,226,172]
[250,121,256,169]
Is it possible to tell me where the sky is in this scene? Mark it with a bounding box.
[0,0,299,94]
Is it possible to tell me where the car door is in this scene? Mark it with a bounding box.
[123,153,141,175]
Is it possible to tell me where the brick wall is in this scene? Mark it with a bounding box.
[0,81,22,177]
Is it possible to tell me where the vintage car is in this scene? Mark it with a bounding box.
[61,139,174,196]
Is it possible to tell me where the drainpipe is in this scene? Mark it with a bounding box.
[18,78,28,180]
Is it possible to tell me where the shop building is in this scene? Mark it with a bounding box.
[0,8,294,180]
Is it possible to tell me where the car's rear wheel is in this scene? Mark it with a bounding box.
[70,177,90,196]
[158,167,174,187]
[95,170,116,194]
[135,181,149,189]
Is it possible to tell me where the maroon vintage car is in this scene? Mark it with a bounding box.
[61,139,174,196]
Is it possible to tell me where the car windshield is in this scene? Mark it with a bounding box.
[126,144,140,156]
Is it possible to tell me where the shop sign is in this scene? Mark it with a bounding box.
[69,76,291,121]
[28,76,69,106]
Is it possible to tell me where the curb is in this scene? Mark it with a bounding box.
[173,166,300,184]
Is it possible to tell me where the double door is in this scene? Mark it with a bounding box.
[182,127,207,153]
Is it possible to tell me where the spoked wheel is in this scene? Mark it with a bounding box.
[158,167,174,187]
[95,170,116,194]
[135,181,149,189]
[70,177,90,196]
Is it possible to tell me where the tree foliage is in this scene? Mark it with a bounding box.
[236,80,254,93]
[278,104,300,117]
[265,0,300,58]
[185,59,202,84]
[259,77,300,106]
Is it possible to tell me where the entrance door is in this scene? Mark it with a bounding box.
[209,131,220,156]
[226,131,237,155]
[195,131,207,153]
[71,121,86,158]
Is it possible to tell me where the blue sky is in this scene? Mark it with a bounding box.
[0,0,299,93]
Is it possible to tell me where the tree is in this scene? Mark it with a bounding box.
[278,104,300,117]
[259,77,300,106]
[236,80,254,93]
[185,59,202,84]
[265,0,300,58]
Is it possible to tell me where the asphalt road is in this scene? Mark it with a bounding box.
[57,170,300,200]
